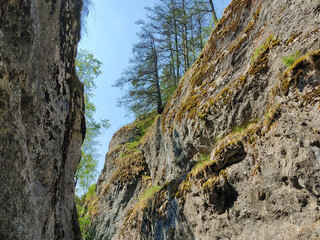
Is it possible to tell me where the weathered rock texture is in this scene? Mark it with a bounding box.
[91,0,320,239]
[0,1,84,239]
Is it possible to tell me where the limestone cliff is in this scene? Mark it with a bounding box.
[91,0,320,239]
[0,1,84,239]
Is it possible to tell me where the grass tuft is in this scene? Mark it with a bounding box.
[282,50,301,67]
[195,154,210,168]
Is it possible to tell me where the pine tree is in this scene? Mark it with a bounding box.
[115,0,218,115]
[114,21,163,115]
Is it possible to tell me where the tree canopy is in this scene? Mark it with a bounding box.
[75,49,110,196]
[115,0,218,116]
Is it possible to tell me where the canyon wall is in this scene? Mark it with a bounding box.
[0,1,84,239]
[91,0,320,239]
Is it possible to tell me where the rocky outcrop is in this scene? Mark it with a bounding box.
[91,0,320,239]
[0,1,84,239]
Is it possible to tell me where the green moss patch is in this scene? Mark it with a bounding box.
[125,185,162,223]
[282,50,301,67]
[273,49,320,96]
[111,147,146,186]
[161,0,263,133]
[139,186,162,202]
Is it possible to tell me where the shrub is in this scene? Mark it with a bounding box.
[252,36,277,63]
[282,50,301,67]
[135,111,159,137]
[232,119,259,133]
[195,154,210,168]
[75,184,98,239]
[139,186,162,202]
[252,44,266,63]
[127,141,139,151]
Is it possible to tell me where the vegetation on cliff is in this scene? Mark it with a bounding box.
[114,0,220,116]
[75,184,98,240]
[88,1,320,239]
[75,49,110,195]
[75,49,110,238]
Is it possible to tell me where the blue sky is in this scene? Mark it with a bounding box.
[79,0,231,178]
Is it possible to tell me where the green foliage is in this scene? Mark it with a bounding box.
[160,64,178,103]
[115,0,218,116]
[252,44,265,63]
[114,20,164,115]
[252,36,277,63]
[139,186,162,202]
[121,111,158,157]
[126,185,162,222]
[76,49,102,99]
[214,136,223,142]
[127,141,139,150]
[86,181,97,198]
[232,119,259,134]
[213,17,220,25]
[75,184,97,240]
[282,50,301,67]
[232,126,247,133]
[76,151,97,195]
[202,17,217,42]
[121,141,140,158]
[195,154,210,168]
[135,111,159,137]
[75,49,110,195]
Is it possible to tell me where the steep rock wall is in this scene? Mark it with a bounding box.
[91,0,320,239]
[0,1,84,239]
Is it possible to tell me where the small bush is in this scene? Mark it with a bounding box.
[127,141,139,150]
[195,154,210,168]
[252,36,276,63]
[252,44,266,63]
[135,111,159,137]
[75,184,98,239]
[282,50,301,67]
[139,186,162,202]
[232,119,259,133]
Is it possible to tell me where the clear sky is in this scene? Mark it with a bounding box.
[79,0,231,179]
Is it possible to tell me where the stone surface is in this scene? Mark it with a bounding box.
[91,0,320,239]
[108,122,140,153]
[0,1,84,239]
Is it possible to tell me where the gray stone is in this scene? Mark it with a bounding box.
[0,1,84,239]
[91,0,320,239]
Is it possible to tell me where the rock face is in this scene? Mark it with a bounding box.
[0,1,84,239]
[91,0,320,239]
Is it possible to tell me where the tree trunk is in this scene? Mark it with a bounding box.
[208,0,218,23]
[182,0,190,72]
[171,0,180,82]
[198,18,203,49]
[168,30,177,87]
[152,40,163,114]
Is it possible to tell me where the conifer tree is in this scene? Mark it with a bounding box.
[114,21,164,115]
[115,0,218,115]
